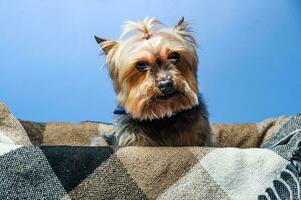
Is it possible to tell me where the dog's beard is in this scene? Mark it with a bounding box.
[122,80,198,121]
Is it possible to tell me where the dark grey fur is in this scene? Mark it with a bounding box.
[112,96,212,146]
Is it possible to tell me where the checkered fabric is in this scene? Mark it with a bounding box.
[0,101,300,200]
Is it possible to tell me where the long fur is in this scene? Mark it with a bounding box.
[114,96,211,146]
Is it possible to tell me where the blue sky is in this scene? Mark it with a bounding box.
[0,0,300,123]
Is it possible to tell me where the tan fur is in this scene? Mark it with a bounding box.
[99,17,199,120]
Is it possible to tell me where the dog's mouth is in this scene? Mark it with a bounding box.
[154,91,180,100]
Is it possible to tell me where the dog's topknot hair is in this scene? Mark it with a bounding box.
[120,17,161,39]
[120,17,196,46]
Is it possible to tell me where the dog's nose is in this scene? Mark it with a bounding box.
[157,79,174,94]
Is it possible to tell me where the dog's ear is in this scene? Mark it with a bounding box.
[94,35,106,44]
[94,35,118,55]
[174,16,185,30]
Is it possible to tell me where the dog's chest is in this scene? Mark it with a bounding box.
[114,106,210,146]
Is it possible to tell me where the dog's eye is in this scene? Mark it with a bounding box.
[135,61,148,72]
[168,52,180,64]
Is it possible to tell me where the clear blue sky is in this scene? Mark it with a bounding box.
[0,0,300,123]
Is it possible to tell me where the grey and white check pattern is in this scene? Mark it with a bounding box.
[0,101,300,200]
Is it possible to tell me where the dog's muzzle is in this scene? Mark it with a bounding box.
[157,78,174,95]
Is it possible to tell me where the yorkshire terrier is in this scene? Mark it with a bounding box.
[95,17,212,146]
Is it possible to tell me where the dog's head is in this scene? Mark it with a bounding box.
[95,17,199,120]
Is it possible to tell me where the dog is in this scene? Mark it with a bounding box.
[95,17,212,146]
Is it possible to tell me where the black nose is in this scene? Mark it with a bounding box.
[157,79,174,94]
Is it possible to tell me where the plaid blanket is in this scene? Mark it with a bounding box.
[0,101,300,200]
